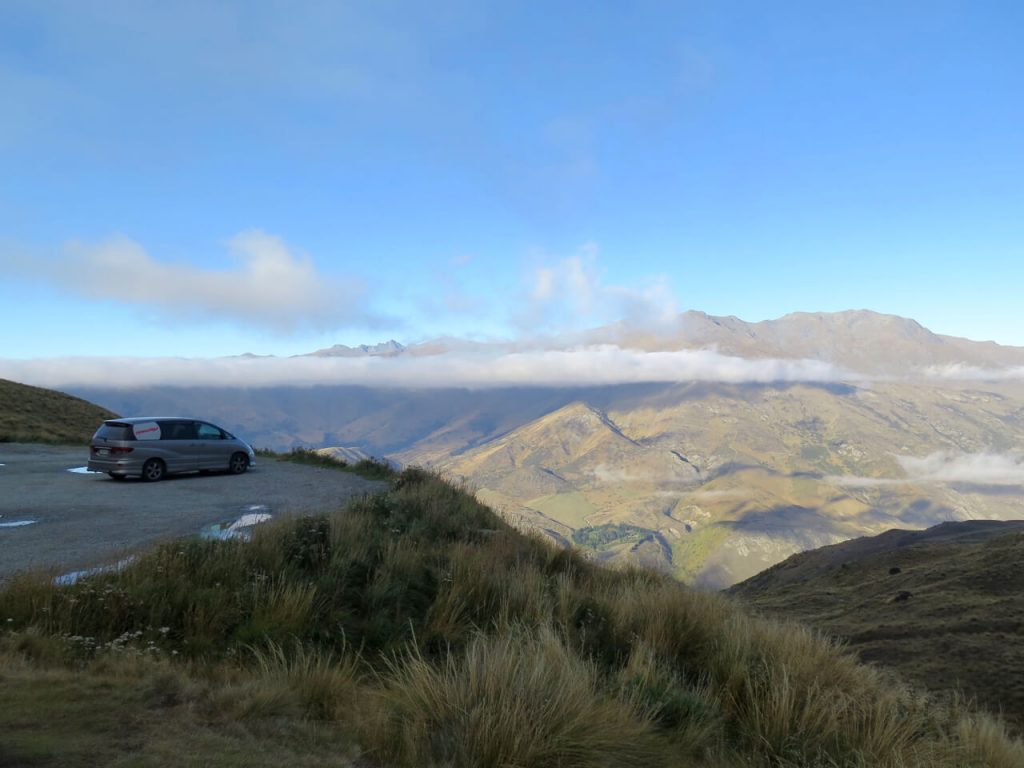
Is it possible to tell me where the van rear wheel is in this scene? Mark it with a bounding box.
[141,459,165,482]
[229,453,249,475]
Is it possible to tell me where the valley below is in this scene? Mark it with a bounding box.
[54,311,1024,588]
[75,376,1024,588]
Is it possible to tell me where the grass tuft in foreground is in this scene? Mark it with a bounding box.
[1,467,1022,767]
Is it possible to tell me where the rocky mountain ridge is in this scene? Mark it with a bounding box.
[301,310,1024,375]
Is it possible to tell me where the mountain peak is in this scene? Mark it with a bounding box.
[305,340,406,358]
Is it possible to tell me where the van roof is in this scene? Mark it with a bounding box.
[105,417,200,424]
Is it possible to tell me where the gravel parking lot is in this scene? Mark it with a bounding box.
[0,444,388,580]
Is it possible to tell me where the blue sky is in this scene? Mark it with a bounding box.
[2,0,1023,359]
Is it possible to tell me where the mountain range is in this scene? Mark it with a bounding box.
[65,310,1024,586]
[302,310,1024,375]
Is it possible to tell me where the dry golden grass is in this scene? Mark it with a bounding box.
[730,523,1024,731]
[0,377,117,444]
[368,627,672,768]
[1,468,1022,767]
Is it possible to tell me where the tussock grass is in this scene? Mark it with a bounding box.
[370,626,669,768]
[0,378,116,444]
[1,467,1022,767]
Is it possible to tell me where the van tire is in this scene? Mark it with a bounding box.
[229,453,249,475]
[142,459,165,482]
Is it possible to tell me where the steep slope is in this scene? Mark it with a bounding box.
[445,401,702,572]
[440,380,1024,586]
[450,401,700,497]
[729,520,1024,728]
[0,379,117,444]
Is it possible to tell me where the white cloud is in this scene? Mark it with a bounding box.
[20,231,367,332]
[897,451,1024,486]
[920,364,1024,381]
[829,450,1024,488]
[683,489,750,501]
[519,243,679,334]
[589,462,699,485]
[531,267,557,302]
[827,475,904,488]
[0,346,848,390]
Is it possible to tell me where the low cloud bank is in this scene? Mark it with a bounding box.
[830,450,1024,488]
[0,346,848,390]
[921,364,1024,381]
[897,451,1024,486]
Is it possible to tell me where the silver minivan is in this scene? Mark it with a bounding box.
[88,417,256,481]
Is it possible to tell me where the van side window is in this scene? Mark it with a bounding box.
[158,421,197,440]
[197,423,223,440]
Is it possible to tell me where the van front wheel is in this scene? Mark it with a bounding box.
[142,459,165,482]
[229,453,249,475]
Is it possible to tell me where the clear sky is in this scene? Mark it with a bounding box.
[2,0,1023,359]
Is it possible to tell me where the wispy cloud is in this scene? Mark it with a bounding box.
[519,243,679,335]
[827,475,905,488]
[0,347,848,390]
[897,451,1024,486]
[830,450,1024,488]
[10,231,369,333]
[588,462,696,485]
[920,364,1024,381]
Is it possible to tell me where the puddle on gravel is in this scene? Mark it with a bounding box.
[54,556,136,586]
[200,506,273,541]
[67,466,103,474]
[0,519,36,528]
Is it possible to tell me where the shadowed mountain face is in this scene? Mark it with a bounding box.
[66,311,1024,587]
[728,520,1024,729]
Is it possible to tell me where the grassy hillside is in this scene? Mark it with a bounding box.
[729,520,1024,730]
[0,378,117,444]
[439,381,1024,586]
[1,469,1021,767]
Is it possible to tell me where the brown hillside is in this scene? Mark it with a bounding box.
[0,379,117,445]
[729,520,1024,730]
